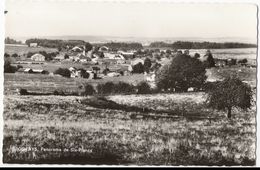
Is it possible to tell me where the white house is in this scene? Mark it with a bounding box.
[31,53,45,61]
[29,43,38,47]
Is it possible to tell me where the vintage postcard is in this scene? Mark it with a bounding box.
[0,0,258,167]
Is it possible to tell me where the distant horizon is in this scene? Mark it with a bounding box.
[5,1,257,43]
[6,35,257,45]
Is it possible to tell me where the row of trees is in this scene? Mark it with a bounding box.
[102,42,143,51]
[25,38,93,51]
[5,37,22,44]
[149,41,257,49]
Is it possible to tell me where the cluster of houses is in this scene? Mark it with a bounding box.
[15,44,257,83]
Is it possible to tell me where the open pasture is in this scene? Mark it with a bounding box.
[3,93,256,165]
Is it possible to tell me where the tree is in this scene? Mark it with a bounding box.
[132,62,144,74]
[54,68,71,78]
[4,53,10,58]
[92,66,100,74]
[144,58,152,73]
[136,81,151,94]
[156,54,207,92]
[83,84,95,95]
[204,50,215,68]
[64,54,69,59]
[4,60,17,73]
[85,42,93,52]
[206,77,253,119]
[238,58,248,64]
[11,53,19,58]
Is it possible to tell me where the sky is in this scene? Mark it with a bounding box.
[4,0,258,40]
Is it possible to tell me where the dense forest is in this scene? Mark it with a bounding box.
[149,41,257,49]
[5,37,22,44]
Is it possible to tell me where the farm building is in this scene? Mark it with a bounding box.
[31,53,45,61]
[54,54,66,61]
[118,51,135,59]
[31,69,48,74]
[29,43,38,47]
[116,59,126,64]
[17,68,33,74]
[215,59,228,67]
[17,68,48,74]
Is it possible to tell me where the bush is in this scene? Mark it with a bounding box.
[132,62,144,74]
[136,81,151,94]
[96,82,116,95]
[238,58,248,64]
[83,84,96,96]
[19,89,28,95]
[54,68,71,78]
[114,82,135,94]
[53,90,65,96]
[4,62,17,73]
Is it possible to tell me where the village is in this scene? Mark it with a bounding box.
[5,41,257,91]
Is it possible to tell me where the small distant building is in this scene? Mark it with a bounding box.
[215,59,227,67]
[32,69,48,74]
[31,53,45,62]
[118,51,135,59]
[17,68,33,73]
[54,54,65,61]
[29,43,38,47]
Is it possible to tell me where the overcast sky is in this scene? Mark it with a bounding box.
[4,0,258,39]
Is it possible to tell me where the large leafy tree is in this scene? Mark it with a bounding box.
[155,54,207,92]
[144,57,152,73]
[206,77,253,119]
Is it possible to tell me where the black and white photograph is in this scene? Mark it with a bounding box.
[0,0,258,167]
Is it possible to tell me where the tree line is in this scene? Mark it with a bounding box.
[101,42,143,51]
[149,41,257,49]
[5,37,22,44]
[25,38,92,50]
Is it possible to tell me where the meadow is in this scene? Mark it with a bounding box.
[3,93,256,165]
[4,73,145,95]
[5,45,58,56]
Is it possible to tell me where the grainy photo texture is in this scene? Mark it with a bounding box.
[2,0,257,166]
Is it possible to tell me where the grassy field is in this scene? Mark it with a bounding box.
[5,45,58,56]
[3,93,256,165]
[4,73,145,95]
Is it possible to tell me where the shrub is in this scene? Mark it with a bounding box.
[19,89,28,95]
[53,90,65,96]
[96,82,116,95]
[238,58,248,64]
[4,62,17,73]
[83,84,96,96]
[136,81,151,94]
[54,68,71,78]
[114,82,135,94]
